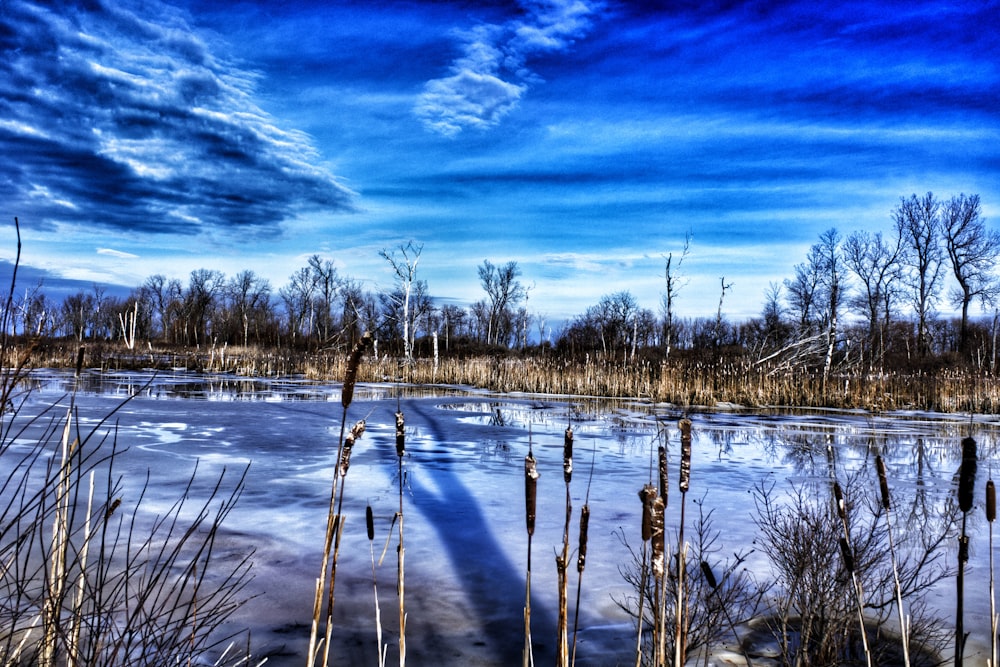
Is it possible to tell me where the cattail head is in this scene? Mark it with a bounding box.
[342,331,372,409]
[339,419,366,477]
[658,444,668,505]
[576,504,590,573]
[525,452,539,536]
[700,561,718,590]
[395,411,405,458]
[75,345,85,378]
[987,479,996,523]
[563,425,573,483]
[640,484,656,542]
[876,455,891,511]
[833,481,846,520]
[839,537,854,573]
[678,418,692,493]
[366,505,375,541]
[105,497,122,521]
[650,496,666,578]
[959,436,977,513]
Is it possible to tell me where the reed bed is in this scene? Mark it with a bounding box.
[37,341,1000,413]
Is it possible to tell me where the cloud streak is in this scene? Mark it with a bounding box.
[414,0,599,136]
[0,0,355,236]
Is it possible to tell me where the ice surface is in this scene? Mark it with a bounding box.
[6,369,1000,665]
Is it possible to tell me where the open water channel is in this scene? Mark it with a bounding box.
[5,368,1000,665]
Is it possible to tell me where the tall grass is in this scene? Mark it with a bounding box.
[0,223,257,666]
[65,344,1000,414]
[307,332,370,667]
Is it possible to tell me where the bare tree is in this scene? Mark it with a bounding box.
[226,270,272,347]
[478,259,526,347]
[380,241,423,360]
[61,291,96,341]
[714,277,733,348]
[184,269,225,346]
[661,233,691,358]
[307,255,341,344]
[279,266,318,344]
[592,290,639,356]
[942,193,1000,353]
[843,228,904,367]
[894,193,945,356]
[784,250,823,332]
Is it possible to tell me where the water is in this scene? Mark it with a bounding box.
[6,369,1000,665]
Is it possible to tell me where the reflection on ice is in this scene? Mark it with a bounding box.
[5,369,1000,665]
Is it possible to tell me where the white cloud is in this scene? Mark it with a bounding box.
[415,0,599,135]
[97,248,140,259]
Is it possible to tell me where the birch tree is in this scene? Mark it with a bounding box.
[380,241,423,360]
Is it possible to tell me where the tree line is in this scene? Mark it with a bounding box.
[6,192,1000,372]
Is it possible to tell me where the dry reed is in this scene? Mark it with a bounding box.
[308,332,370,667]
[367,505,387,667]
[832,479,873,667]
[394,408,407,667]
[876,454,910,667]
[635,484,656,667]
[674,418,692,667]
[988,477,996,667]
[524,446,539,667]
[956,436,977,667]
[557,425,574,667]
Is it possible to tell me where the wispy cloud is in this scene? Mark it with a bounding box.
[97,248,140,259]
[415,0,600,136]
[0,0,355,236]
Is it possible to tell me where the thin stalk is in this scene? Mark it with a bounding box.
[987,478,996,667]
[524,443,539,667]
[635,485,655,667]
[700,561,753,667]
[69,470,96,664]
[368,505,387,667]
[395,408,406,667]
[675,418,692,667]
[307,333,369,667]
[570,444,596,667]
[833,481,872,667]
[558,425,573,667]
[957,436,977,667]
[877,455,910,667]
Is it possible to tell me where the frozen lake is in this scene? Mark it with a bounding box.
[7,368,1000,666]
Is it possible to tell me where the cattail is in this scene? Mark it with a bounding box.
[563,425,573,483]
[839,537,855,573]
[640,484,656,542]
[959,436,977,513]
[342,332,371,409]
[577,504,590,573]
[876,455,891,510]
[834,481,846,520]
[658,444,668,505]
[651,496,666,578]
[700,561,718,590]
[366,505,375,541]
[75,345,85,378]
[105,497,122,521]
[339,419,366,477]
[395,411,405,457]
[987,479,996,522]
[678,418,692,493]
[525,453,539,536]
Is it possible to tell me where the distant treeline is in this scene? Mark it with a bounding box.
[6,192,1000,379]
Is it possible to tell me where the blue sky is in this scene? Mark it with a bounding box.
[2,0,999,324]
